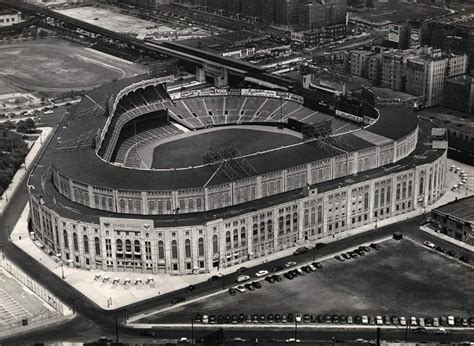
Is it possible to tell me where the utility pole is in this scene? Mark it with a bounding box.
[191,318,194,345]
[115,315,119,344]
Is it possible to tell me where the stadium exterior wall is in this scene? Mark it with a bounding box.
[29,150,447,275]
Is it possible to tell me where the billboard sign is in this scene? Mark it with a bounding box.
[409,28,421,48]
[388,25,400,43]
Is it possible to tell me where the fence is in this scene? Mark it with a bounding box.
[0,253,71,333]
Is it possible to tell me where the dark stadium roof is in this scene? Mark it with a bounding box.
[432,196,474,223]
[29,118,443,227]
[34,76,419,192]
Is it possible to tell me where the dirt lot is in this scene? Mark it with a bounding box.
[0,38,146,91]
[140,237,473,323]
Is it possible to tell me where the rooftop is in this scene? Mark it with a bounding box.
[433,196,474,223]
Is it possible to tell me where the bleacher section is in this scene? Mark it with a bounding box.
[112,112,183,167]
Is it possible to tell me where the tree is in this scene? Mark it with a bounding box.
[25,118,36,133]
[16,120,28,134]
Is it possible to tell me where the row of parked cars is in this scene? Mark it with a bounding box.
[334,243,380,262]
[194,312,474,329]
[423,241,471,263]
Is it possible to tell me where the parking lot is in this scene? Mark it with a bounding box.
[138,237,473,324]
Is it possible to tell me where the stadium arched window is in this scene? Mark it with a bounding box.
[408,181,413,197]
[158,241,165,259]
[95,237,101,256]
[419,177,424,195]
[185,239,191,258]
[311,207,316,226]
[304,209,309,228]
[135,200,142,214]
[252,224,258,243]
[148,200,155,213]
[116,239,123,252]
[380,188,385,206]
[433,171,437,189]
[402,182,407,199]
[364,193,369,210]
[240,227,246,246]
[212,235,218,254]
[317,206,323,224]
[134,240,141,253]
[119,199,125,212]
[260,222,265,241]
[83,235,89,254]
[198,238,204,257]
[63,230,69,250]
[125,240,132,252]
[285,214,291,234]
[171,240,178,259]
[226,231,231,250]
[374,190,379,209]
[267,220,273,235]
[396,183,401,200]
[196,198,202,210]
[278,217,284,235]
[386,186,391,203]
[73,233,78,251]
[233,229,239,248]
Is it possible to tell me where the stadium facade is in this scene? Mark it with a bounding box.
[28,76,447,275]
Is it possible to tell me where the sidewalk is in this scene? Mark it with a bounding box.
[0,127,52,215]
[420,225,474,253]
[10,158,474,311]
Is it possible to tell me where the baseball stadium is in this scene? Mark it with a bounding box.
[28,75,447,275]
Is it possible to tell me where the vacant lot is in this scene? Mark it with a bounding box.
[151,128,301,169]
[0,38,146,91]
[355,1,449,24]
[56,7,176,35]
[140,238,473,323]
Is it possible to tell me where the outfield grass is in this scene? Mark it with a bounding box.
[151,128,301,169]
[140,238,473,323]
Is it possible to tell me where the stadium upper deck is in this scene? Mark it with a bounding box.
[29,76,420,217]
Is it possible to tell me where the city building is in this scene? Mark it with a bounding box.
[291,24,346,47]
[406,48,467,107]
[298,0,347,31]
[28,76,447,275]
[380,49,419,92]
[444,74,474,114]
[0,10,22,26]
[430,196,474,246]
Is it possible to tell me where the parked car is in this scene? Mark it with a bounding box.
[447,250,457,257]
[436,246,446,253]
[433,317,439,327]
[383,316,391,325]
[447,316,455,326]
[376,316,383,325]
[202,314,209,324]
[236,267,248,274]
[347,315,354,324]
[314,242,326,249]
[313,262,323,269]
[410,316,418,326]
[295,313,302,323]
[228,288,237,296]
[424,317,433,326]
[440,316,448,326]
[334,255,344,262]
[252,281,262,289]
[285,261,297,268]
[209,315,216,324]
[208,275,221,282]
[342,253,350,260]
[303,314,311,323]
[301,265,312,273]
[433,328,447,335]
[274,314,281,323]
[217,315,224,324]
[235,286,246,293]
[283,272,294,280]
[411,327,427,334]
[468,317,474,327]
[362,315,369,325]
[267,314,274,323]
[273,274,282,282]
[369,243,380,250]
[391,316,399,325]
[354,315,362,324]
[293,246,309,256]
[236,275,250,283]
[185,285,195,293]
[369,316,375,325]
[423,241,436,249]
[244,283,255,291]
[399,317,407,326]
[288,313,295,323]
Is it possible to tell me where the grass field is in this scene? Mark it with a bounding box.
[140,238,473,323]
[0,38,146,91]
[151,128,302,169]
[355,1,449,24]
